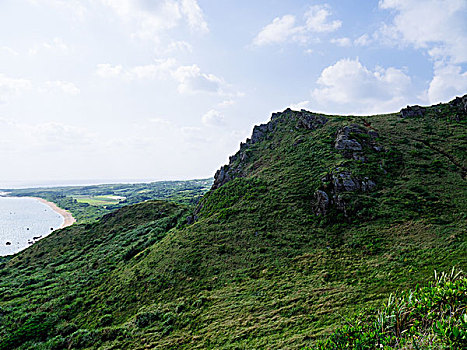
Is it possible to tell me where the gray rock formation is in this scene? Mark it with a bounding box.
[334,124,381,161]
[401,94,466,122]
[314,169,376,216]
[400,105,425,118]
[449,94,467,120]
[314,190,330,216]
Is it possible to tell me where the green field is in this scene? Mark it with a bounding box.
[74,195,126,206]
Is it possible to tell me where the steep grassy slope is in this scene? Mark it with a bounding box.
[0,96,465,349]
[0,201,189,349]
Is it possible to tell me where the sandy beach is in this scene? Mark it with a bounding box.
[33,197,76,228]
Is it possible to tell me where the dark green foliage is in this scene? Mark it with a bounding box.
[135,311,162,328]
[312,269,467,349]
[0,313,56,349]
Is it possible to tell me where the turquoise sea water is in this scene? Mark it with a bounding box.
[0,197,64,256]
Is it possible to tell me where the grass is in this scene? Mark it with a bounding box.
[74,195,125,206]
[0,97,465,349]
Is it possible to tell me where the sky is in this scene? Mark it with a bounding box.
[0,0,466,187]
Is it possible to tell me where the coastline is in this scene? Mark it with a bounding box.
[32,197,76,228]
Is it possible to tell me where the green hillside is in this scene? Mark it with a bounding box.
[0,95,466,349]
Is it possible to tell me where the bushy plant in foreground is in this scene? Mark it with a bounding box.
[313,269,467,349]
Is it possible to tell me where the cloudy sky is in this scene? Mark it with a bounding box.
[1,0,466,187]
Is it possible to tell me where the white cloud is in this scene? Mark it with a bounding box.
[28,0,88,19]
[96,64,123,78]
[427,64,467,103]
[378,1,467,105]
[172,64,224,94]
[253,15,300,46]
[96,59,176,80]
[180,0,209,33]
[0,74,33,103]
[148,117,173,127]
[164,40,193,54]
[217,99,235,108]
[354,34,371,46]
[128,59,176,79]
[253,4,341,46]
[304,4,342,33]
[43,81,80,95]
[0,118,94,151]
[202,109,225,126]
[378,0,467,63]
[312,58,413,114]
[288,100,310,110]
[331,37,351,47]
[28,37,70,56]
[32,122,94,149]
[0,46,19,56]
[95,60,231,96]
[181,126,210,144]
[105,0,181,40]
[1,75,78,104]
[99,0,208,41]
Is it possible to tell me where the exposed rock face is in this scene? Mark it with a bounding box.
[334,124,381,161]
[314,169,376,216]
[400,105,425,118]
[293,110,328,130]
[314,190,329,216]
[212,164,242,190]
[211,108,328,190]
[315,122,382,216]
[335,125,364,152]
[401,94,466,120]
[449,94,467,119]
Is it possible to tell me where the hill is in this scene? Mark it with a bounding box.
[0,95,466,349]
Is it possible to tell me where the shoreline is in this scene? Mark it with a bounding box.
[32,197,76,228]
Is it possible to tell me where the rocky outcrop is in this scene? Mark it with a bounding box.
[325,170,376,193]
[315,122,382,216]
[211,108,328,190]
[314,190,329,216]
[400,105,425,118]
[334,124,382,161]
[314,169,376,216]
[401,94,466,120]
[293,110,328,130]
[448,94,467,121]
[449,95,467,113]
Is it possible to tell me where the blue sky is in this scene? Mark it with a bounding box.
[0,0,466,186]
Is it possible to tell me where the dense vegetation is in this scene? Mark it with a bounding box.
[3,179,211,223]
[313,269,466,349]
[0,96,465,349]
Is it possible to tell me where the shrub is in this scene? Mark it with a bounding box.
[99,314,113,327]
[135,311,162,328]
[0,313,56,350]
[311,269,467,350]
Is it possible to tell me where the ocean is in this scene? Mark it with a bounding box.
[0,197,64,256]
